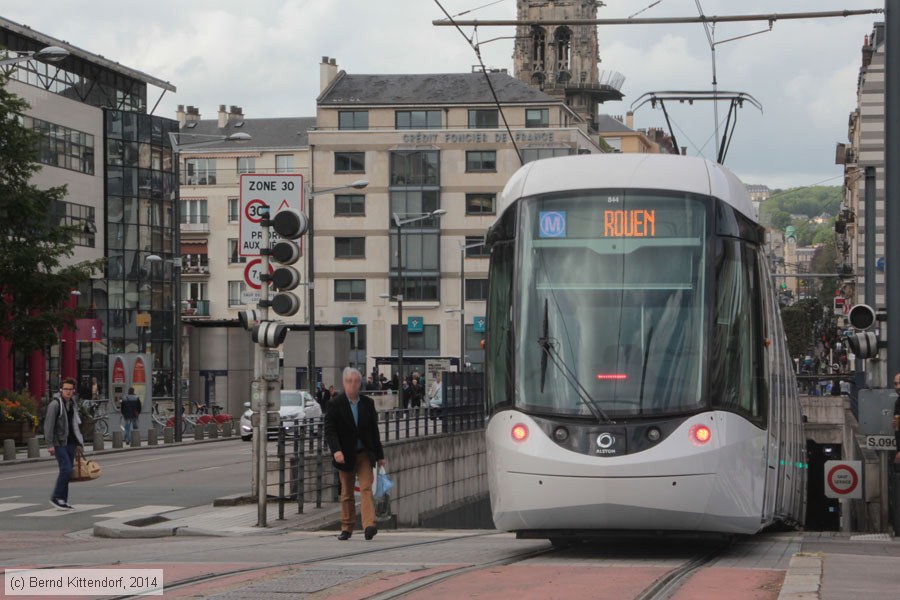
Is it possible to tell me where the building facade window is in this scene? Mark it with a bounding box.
[521,147,573,163]
[339,111,369,130]
[390,324,440,352]
[465,278,489,301]
[525,108,550,128]
[465,192,496,215]
[395,110,442,129]
[228,238,247,264]
[390,274,441,302]
[468,109,498,129]
[237,157,256,174]
[335,236,365,259]
[228,197,240,222]
[335,279,366,301]
[21,116,95,175]
[335,152,365,173]
[181,199,208,224]
[465,236,489,257]
[390,150,439,186]
[275,154,294,173]
[184,158,216,185]
[228,280,246,306]
[183,281,208,302]
[335,194,365,216]
[51,200,97,247]
[182,253,209,271]
[466,150,497,172]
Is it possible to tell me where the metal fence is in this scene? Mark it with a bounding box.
[273,373,485,519]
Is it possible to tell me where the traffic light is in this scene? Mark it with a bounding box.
[268,209,308,317]
[238,309,260,331]
[252,321,288,348]
[846,303,878,359]
[848,304,876,331]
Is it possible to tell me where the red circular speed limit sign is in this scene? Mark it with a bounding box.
[827,464,859,495]
[244,198,268,223]
[243,258,273,290]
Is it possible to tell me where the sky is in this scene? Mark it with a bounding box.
[2,0,884,189]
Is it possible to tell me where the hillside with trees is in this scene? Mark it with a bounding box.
[759,185,842,246]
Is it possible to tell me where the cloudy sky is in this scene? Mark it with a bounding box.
[3,0,882,188]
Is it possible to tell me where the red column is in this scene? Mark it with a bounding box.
[0,337,12,391]
[28,349,46,403]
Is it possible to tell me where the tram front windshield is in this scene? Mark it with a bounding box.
[517,191,707,418]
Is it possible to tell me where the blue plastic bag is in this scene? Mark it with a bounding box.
[375,466,393,499]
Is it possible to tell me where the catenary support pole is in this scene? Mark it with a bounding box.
[886,1,900,379]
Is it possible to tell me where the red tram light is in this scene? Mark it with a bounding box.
[596,373,628,381]
[689,424,712,446]
[511,424,529,442]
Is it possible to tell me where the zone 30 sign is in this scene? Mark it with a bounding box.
[239,174,304,257]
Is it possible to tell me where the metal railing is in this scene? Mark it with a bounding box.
[273,389,485,519]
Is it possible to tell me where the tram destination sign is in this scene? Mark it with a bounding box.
[239,174,304,257]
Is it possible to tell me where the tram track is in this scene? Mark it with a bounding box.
[633,542,730,600]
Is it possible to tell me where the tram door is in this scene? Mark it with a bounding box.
[805,440,841,531]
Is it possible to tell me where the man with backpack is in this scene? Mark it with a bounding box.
[121,387,142,445]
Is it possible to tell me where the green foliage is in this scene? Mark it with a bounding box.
[770,209,793,230]
[762,186,842,220]
[810,237,839,304]
[0,390,39,427]
[0,73,102,357]
[781,299,824,359]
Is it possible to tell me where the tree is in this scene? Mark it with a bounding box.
[810,237,839,305]
[781,298,823,359]
[0,73,102,357]
[770,209,793,230]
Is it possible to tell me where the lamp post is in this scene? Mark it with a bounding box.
[305,179,368,398]
[383,210,446,407]
[165,131,252,441]
[0,45,69,67]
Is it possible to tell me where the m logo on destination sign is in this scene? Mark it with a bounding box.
[539,211,567,238]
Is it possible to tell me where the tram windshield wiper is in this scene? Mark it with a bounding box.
[537,299,614,425]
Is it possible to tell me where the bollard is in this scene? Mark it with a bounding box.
[222,421,232,438]
[194,426,205,441]
[130,430,141,448]
[3,439,15,461]
[27,437,39,459]
[147,428,158,446]
[112,431,123,448]
[207,423,218,439]
[93,430,104,451]
[163,427,174,444]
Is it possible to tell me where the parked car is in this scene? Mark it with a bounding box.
[240,390,322,441]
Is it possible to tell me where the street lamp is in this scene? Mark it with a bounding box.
[0,45,69,67]
[165,131,253,441]
[306,179,368,398]
[385,209,447,408]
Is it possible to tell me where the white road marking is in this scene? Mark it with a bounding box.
[22,504,112,517]
[0,495,21,500]
[198,466,223,471]
[95,505,182,519]
[106,480,137,487]
[0,502,38,513]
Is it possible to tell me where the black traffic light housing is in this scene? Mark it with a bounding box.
[252,321,288,348]
[266,209,308,317]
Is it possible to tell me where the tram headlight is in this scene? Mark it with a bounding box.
[689,424,712,446]
[553,427,569,442]
[646,427,661,442]
[511,424,529,442]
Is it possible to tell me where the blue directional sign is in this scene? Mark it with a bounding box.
[473,316,486,333]
[876,256,885,273]
[407,316,424,333]
[342,316,358,333]
[539,211,567,238]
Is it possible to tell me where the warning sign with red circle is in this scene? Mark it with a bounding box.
[824,460,862,499]
[243,258,274,290]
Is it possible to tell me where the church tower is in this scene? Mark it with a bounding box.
[513,0,623,130]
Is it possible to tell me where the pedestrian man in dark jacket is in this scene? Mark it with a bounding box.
[44,377,84,510]
[324,367,385,541]
[121,387,142,445]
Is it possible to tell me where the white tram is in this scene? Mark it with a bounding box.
[484,154,805,539]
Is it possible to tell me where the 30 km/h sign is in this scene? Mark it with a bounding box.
[240,174,304,257]
[824,460,862,499]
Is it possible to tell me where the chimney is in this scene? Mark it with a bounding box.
[176,104,186,127]
[217,104,227,128]
[228,105,244,123]
[184,105,201,126]
[625,111,634,129]
[320,56,339,93]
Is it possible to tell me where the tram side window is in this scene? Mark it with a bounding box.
[486,242,514,410]
[711,240,764,422]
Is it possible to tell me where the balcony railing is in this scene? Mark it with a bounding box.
[181,264,210,275]
[182,299,210,317]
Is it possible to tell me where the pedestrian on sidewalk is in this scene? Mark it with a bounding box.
[44,377,84,510]
[121,387,142,445]
[324,367,385,541]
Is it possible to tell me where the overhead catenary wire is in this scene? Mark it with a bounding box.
[433,0,524,165]
[629,0,665,20]
[452,0,505,18]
